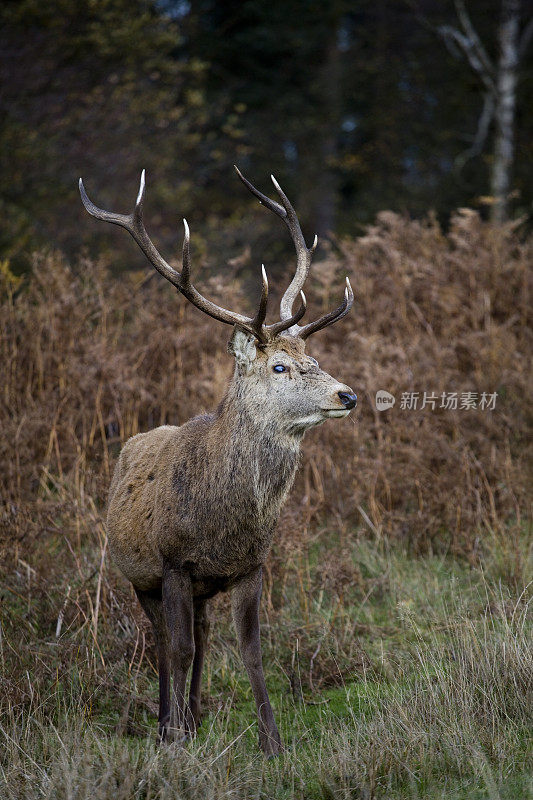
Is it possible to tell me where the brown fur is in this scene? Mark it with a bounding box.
[79,168,357,753]
[108,334,353,595]
[107,328,355,753]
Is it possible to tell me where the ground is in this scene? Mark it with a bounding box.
[1,524,531,800]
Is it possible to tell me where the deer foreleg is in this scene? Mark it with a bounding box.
[162,565,195,742]
[135,589,170,741]
[188,598,210,731]
[231,566,283,757]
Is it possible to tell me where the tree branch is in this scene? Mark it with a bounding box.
[454,0,495,79]
[438,24,496,94]
[454,91,495,172]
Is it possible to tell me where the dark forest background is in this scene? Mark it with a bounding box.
[1,0,532,276]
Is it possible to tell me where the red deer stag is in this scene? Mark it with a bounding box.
[79,167,357,756]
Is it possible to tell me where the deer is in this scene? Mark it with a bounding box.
[78,166,357,756]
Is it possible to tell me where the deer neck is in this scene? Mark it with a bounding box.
[211,386,301,513]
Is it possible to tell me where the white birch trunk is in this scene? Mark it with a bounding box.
[491,0,520,223]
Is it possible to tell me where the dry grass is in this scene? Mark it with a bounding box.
[0,546,531,799]
[0,210,531,798]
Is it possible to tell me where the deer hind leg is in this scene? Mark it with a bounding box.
[231,566,283,757]
[188,597,210,732]
[162,565,195,742]
[135,588,170,742]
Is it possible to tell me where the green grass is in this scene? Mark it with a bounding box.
[1,533,531,799]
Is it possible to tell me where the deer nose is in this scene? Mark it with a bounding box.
[338,391,357,410]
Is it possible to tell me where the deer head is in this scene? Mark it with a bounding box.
[79,168,357,433]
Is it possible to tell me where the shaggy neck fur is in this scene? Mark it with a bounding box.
[211,378,301,520]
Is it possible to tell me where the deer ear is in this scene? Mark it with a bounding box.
[228,327,257,373]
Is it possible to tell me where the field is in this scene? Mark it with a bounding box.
[1,211,531,798]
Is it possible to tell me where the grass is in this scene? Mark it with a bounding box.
[1,531,531,799]
[0,216,531,797]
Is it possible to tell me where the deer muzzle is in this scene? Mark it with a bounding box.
[337,391,357,410]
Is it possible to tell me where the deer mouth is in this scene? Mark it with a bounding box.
[322,408,351,418]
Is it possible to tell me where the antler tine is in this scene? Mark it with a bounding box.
[267,291,307,337]
[234,166,286,218]
[79,173,255,331]
[295,278,354,340]
[181,218,191,285]
[80,171,182,290]
[270,175,318,325]
[235,167,317,330]
[250,265,269,340]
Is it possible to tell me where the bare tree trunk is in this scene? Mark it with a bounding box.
[491,0,520,224]
[435,0,532,224]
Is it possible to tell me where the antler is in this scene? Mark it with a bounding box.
[295,277,354,339]
[79,171,306,343]
[235,167,354,339]
[234,166,317,332]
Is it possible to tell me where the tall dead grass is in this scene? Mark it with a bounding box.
[0,209,531,796]
[1,209,530,561]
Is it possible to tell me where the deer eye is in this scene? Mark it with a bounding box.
[273,364,287,373]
